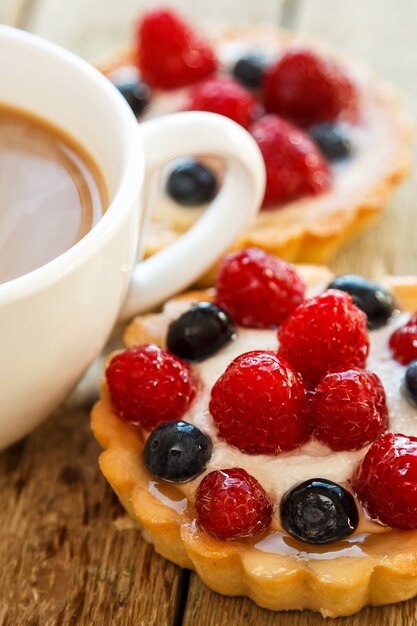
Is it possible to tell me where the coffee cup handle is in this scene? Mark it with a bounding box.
[120,111,265,320]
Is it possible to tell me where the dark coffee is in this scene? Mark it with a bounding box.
[0,104,106,283]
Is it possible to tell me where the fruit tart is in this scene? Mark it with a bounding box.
[92,248,417,617]
[98,9,412,282]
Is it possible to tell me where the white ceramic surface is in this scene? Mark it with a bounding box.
[0,25,265,448]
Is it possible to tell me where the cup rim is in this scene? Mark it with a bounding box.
[0,25,143,304]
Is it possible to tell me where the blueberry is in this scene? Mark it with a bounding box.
[167,302,236,362]
[232,55,266,90]
[327,274,397,329]
[142,421,212,483]
[166,160,218,206]
[405,360,417,406]
[112,76,150,116]
[309,123,352,161]
[280,478,359,545]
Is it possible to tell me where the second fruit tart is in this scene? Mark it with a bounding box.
[99,8,412,279]
[92,247,417,617]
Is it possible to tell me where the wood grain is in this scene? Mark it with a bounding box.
[1,0,417,624]
[0,0,33,26]
[182,577,417,626]
[0,406,184,626]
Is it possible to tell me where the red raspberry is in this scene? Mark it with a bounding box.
[209,351,310,454]
[263,49,357,127]
[312,368,388,451]
[389,313,417,365]
[186,76,259,128]
[278,290,369,387]
[215,248,305,328]
[137,9,216,89]
[250,115,331,208]
[353,433,417,529]
[195,468,273,540]
[106,344,196,430]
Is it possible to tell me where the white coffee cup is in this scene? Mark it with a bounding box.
[0,26,265,448]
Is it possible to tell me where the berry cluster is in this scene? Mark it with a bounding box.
[137,9,217,89]
[112,8,357,209]
[105,246,417,541]
[209,350,311,455]
[250,115,332,208]
[215,248,305,328]
[195,468,273,540]
[211,249,391,454]
[312,367,388,451]
[105,344,197,429]
[209,354,386,456]
[389,313,417,365]
[353,433,417,530]
[278,289,369,386]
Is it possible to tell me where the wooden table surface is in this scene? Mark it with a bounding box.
[1,1,417,624]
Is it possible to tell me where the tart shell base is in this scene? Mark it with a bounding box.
[92,396,417,618]
[91,268,417,617]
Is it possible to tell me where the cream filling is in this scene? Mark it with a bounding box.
[172,311,413,534]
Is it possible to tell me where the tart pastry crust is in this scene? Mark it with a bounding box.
[91,267,417,617]
[97,27,413,285]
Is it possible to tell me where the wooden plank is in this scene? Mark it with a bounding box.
[0,0,34,26]
[183,577,417,626]
[0,405,184,625]
[26,0,287,59]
